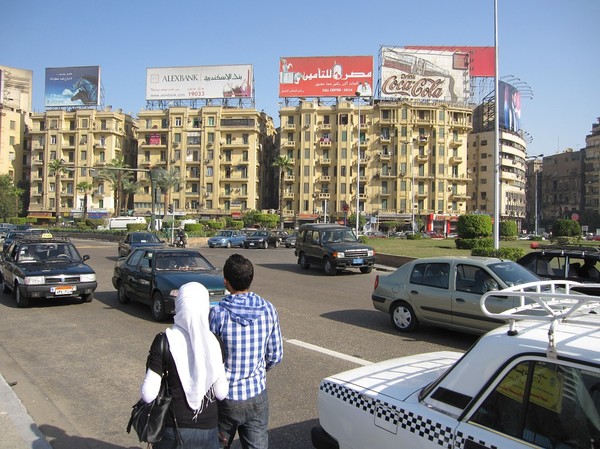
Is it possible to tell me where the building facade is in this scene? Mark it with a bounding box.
[583,118,600,218]
[27,108,137,220]
[135,106,276,218]
[279,99,473,233]
[541,148,584,223]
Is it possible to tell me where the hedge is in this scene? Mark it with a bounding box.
[471,247,526,261]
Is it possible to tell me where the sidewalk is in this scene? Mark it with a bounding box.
[0,373,53,449]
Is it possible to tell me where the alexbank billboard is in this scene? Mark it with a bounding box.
[146,65,253,100]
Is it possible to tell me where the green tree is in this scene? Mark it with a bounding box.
[76,181,94,220]
[347,212,367,231]
[156,167,181,217]
[49,159,69,223]
[272,155,294,229]
[97,157,129,216]
[121,177,140,214]
[0,175,22,220]
[456,214,493,238]
[552,219,581,237]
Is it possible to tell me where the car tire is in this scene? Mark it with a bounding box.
[15,285,30,308]
[151,291,167,322]
[390,301,418,332]
[81,293,93,303]
[360,266,373,274]
[299,253,310,270]
[208,244,214,248]
[226,241,232,249]
[262,240,268,249]
[117,282,130,304]
[274,239,280,248]
[324,258,337,276]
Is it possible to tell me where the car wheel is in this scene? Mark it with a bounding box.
[15,285,30,308]
[1,275,10,294]
[208,244,214,248]
[360,266,373,274]
[262,240,268,249]
[274,239,280,248]
[226,241,232,248]
[117,282,130,304]
[151,291,167,321]
[81,293,93,303]
[324,258,337,276]
[299,252,310,270]
[390,301,418,332]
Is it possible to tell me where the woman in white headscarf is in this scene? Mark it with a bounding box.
[140,282,228,448]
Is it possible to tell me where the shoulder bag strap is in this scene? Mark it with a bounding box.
[160,333,183,446]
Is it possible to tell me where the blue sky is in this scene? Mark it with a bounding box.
[2,0,598,156]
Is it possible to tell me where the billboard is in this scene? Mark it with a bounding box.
[380,47,469,103]
[45,66,100,107]
[405,46,495,77]
[278,56,373,98]
[146,65,253,100]
[499,81,521,132]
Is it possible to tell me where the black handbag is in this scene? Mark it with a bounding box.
[127,333,183,445]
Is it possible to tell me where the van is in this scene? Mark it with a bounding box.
[108,216,147,230]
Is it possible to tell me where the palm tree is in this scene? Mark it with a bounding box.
[156,167,181,217]
[272,155,294,229]
[97,157,129,216]
[121,176,139,214]
[76,181,94,220]
[49,159,69,224]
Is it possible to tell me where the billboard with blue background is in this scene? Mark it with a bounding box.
[45,66,100,107]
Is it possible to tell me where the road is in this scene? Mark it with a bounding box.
[0,239,477,449]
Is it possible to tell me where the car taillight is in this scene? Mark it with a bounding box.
[374,275,379,290]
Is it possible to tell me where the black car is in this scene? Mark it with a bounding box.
[112,247,228,321]
[295,223,376,275]
[284,231,298,248]
[243,230,289,249]
[2,228,51,253]
[118,231,164,257]
[0,236,97,307]
[517,245,600,295]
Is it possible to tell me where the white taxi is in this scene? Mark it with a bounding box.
[312,280,600,449]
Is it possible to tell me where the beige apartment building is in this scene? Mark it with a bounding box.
[135,106,276,218]
[584,118,600,216]
[466,129,528,224]
[27,108,137,220]
[279,99,473,233]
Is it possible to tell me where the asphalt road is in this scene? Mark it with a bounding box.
[0,239,477,449]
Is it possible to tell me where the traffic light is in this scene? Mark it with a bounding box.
[168,204,173,214]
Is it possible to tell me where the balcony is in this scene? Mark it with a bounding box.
[319,157,331,165]
[379,135,391,143]
[416,153,429,162]
[284,174,296,182]
[378,171,396,179]
[320,123,331,130]
[320,175,331,182]
[282,141,295,148]
[283,192,295,199]
[317,193,330,199]
[417,133,430,143]
[378,152,391,161]
[449,139,461,148]
[449,156,463,165]
[283,123,297,131]
[317,139,332,147]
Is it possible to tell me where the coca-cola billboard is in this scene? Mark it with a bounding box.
[380,47,470,103]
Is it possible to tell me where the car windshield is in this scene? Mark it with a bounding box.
[23,242,82,263]
[216,231,233,237]
[251,231,268,237]
[322,229,357,243]
[131,233,160,243]
[155,252,215,271]
[488,261,541,287]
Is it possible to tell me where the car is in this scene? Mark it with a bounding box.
[516,244,600,295]
[312,280,600,449]
[118,231,164,257]
[2,228,51,252]
[372,256,541,334]
[207,229,246,248]
[284,231,298,248]
[243,229,288,249]
[295,223,376,275]
[0,235,97,307]
[112,247,228,321]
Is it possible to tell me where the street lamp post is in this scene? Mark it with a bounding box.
[534,169,539,236]
[355,91,361,237]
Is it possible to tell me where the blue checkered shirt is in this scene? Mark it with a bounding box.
[209,291,283,401]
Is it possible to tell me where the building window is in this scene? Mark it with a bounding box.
[207,117,215,126]
[81,119,88,128]
[207,133,214,144]
[242,133,249,144]
[50,135,57,145]
[175,117,182,127]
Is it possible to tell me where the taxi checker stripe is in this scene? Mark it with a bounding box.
[320,381,497,449]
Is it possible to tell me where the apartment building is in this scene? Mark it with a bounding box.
[583,118,600,216]
[466,130,528,223]
[541,148,584,222]
[135,106,276,218]
[279,99,473,233]
[27,108,137,220]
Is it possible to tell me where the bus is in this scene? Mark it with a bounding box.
[108,216,147,230]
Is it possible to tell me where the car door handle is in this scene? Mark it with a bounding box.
[455,298,466,303]
[410,290,419,295]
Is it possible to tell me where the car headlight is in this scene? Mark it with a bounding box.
[334,251,345,258]
[24,276,45,285]
[367,250,375,257]
[80,273,96,282]
[169,289,179,298]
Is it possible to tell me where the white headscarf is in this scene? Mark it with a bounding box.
[165,282,223,412]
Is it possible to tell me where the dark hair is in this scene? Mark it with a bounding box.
[224,254,254,291]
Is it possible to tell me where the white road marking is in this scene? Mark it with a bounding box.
[286,339,373,366]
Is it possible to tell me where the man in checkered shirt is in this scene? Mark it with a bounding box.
[210,254,283,449]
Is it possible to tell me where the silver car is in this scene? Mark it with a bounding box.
[372,256,541,334]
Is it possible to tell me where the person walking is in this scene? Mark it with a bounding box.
[140,282,229,448]
[209,254,284,449]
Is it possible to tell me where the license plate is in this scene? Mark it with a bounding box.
[249,242,256,246]
[352,258,364,265]
[51,286,75,295]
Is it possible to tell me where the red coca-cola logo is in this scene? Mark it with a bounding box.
[382,76,445,98]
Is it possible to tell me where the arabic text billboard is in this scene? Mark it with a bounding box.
[279,56,373,98]
[45,66,100,107]
[381,47,469,103]
[146,65,253,100]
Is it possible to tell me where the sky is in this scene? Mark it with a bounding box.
[2,0,598,157]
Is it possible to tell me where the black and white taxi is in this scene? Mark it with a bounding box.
[312,280,600,449]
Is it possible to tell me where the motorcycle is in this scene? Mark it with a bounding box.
[174,234,188,248]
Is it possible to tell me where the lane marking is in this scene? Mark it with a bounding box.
[286,339,373,366]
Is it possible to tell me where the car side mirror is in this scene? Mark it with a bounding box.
[141,267,152,274]
[83,255,90,262]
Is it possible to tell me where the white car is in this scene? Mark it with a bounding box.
[312,280,600,449]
